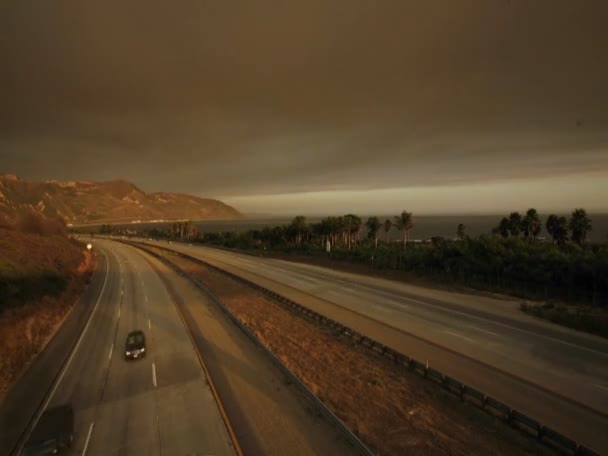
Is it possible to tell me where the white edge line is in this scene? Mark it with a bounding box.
[469,326,499,337]
[108,344,113,361]
[443,330,475,343]
[148,319,151,330]
[82,421,95,456]
[117,308,121,319]
[594,383,608,392]
[152,362,157,388]
[20,250,110,452]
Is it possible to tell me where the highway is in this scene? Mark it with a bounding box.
[17,240,238,456]
[135,239,608,453]
[1,238,360,456]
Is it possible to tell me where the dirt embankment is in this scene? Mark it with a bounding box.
[0,228,95,398]
[152,247,551,456]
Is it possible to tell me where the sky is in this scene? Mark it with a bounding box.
[1,0,607,215]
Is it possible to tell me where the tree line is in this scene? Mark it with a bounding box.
[98,209,605,306]
[220,211,415,251]
[492,208,591,245]
[193,209,605,306]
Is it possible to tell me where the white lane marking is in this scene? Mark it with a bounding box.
[594,383,608,392]
[444,330,475,343]
[469,326,499,337]
[82,421,95,456]
[108,344,113,360]
[152,362,157,388]
[148,319,151,330]
[117,308,121,319]
[145,295,148,303]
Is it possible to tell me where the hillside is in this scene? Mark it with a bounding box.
[0,174,242,224]
[0,227,94,397]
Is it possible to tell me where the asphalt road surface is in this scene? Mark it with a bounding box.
[136,239,608,454]
[24,240,238,456]
[140,246,360,455]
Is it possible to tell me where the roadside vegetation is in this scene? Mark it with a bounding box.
[102,209,608,336]
[0,213,94,398]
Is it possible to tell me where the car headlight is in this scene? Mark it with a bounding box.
[126,351,131,355]
[140,348,145,352]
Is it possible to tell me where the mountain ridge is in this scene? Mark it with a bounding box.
[0,174,242,224]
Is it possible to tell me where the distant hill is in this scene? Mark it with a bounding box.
[0,174,242,225]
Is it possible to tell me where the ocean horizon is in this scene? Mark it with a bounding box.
[101,213,608,243]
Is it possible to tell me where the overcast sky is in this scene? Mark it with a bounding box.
[1,1,607,215]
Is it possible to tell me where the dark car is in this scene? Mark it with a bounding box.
[22,404,74,455]
[125,330,146,360]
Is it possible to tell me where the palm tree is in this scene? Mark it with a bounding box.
[313,220,329,247]
[291,215,307,244]
[353,215,363,244]
[366,216,382,248]
[343,214,361,249]
[383,219,392,243]
[329,216,343,247]
[493,217,510,238]
[394,211,413,250]
[546,214,568,244]
[456,223,466,240]
[569,208,592,245]
[508,212,522,237]
[522,208,541,240]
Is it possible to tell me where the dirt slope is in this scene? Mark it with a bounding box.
[0,228,95,398]
[0,174,241,224]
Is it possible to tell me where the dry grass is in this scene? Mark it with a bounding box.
[159,249,552,456]
[0,228,95,398]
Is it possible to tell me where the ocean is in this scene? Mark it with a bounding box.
[111,214,608,243]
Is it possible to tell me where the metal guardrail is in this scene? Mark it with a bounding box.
[130,241,601,456]
[129,242,374,456]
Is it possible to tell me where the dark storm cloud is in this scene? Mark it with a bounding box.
[1,0,607,202]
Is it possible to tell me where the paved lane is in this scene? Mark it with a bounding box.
[135,239,608,453]
[137,244,361,455]
[42,240,236,456]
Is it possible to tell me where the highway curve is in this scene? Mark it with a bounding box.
[1,238,361,456]
[2,240,238,456]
